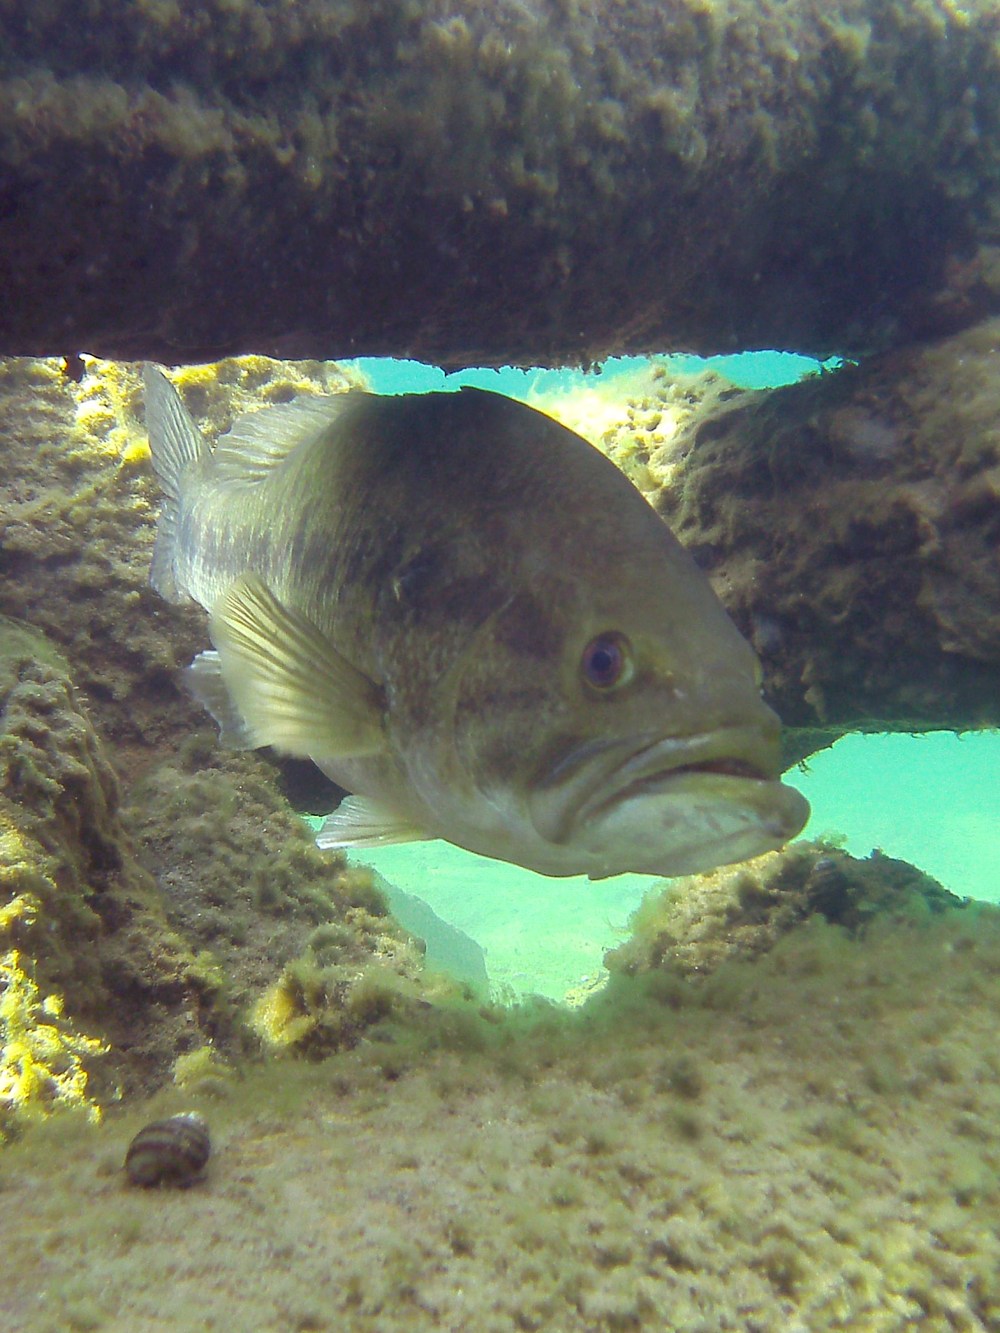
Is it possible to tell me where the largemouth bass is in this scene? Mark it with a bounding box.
[144,368,808,878]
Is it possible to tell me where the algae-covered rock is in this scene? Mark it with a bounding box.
[605,839,969,981]
[3,905,1000,1330]
[0,610,448,1131]
[586,320,1000,745]
[0,617,226,1125]
[0,354,357,772]
[125,743,439,1058]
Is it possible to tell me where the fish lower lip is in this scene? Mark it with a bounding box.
[668,757,768,781]
[530,728,780,845]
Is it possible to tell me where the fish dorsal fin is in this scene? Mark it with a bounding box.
[208,574,386,759]
[144,365,208,498]
[144,366,211,603]
[212,393,362,483]
[316,795,430,850]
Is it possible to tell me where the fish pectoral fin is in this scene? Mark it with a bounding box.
[209,574,386,759]
[315,795,431,850]
[185,650,256,748]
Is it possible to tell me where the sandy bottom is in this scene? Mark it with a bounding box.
[350,840,651,1002]
[2,912,999,1333]
[346,731,1000,1003]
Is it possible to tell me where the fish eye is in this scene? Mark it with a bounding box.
[581,632,633,691]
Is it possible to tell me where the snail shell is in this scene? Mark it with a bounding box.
[805,855,852,919]
[125,1112,211,1188]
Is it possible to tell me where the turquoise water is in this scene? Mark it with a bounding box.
[334,352,998,1000]
[343,348,840,397]
[794,730,998,906]
[348,841,652,1002]
[346,730,998,1000]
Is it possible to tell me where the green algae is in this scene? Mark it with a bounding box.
[604,839,969,982]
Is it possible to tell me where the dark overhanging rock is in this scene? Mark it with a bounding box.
[2,0,1000,366]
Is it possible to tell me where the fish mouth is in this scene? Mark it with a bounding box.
[530,726,799,847]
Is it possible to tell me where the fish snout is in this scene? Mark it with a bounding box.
[528,725,809,877]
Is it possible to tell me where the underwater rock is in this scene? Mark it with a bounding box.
[2,2,1000,364]
[593,319,1000,748]
[604,840,969,980]
[0,616,227,1125]
[125,745,436,1052]
[0,356,203,769]
[124,1111,211,1188]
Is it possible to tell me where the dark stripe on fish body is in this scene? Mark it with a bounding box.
[491,590,566,662]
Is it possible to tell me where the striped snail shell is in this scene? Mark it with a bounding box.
[125,1112,211,1188]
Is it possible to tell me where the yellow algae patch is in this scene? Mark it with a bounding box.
[251,977,317,1050]
[0,891,39,933]
[118,434,152,468]
[0,948,108,1141]
[70,354,144,462]
[526,361,719,498]
[1,813,106,1142]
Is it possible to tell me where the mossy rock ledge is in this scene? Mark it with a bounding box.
[3,0,1000,363]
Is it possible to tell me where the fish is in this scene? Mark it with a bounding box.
[143,367,809,879]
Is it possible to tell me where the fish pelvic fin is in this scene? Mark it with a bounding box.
[316,795,431,850]
[185,650,256,749]
[209,574,386,760]
[143,365,209,603]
